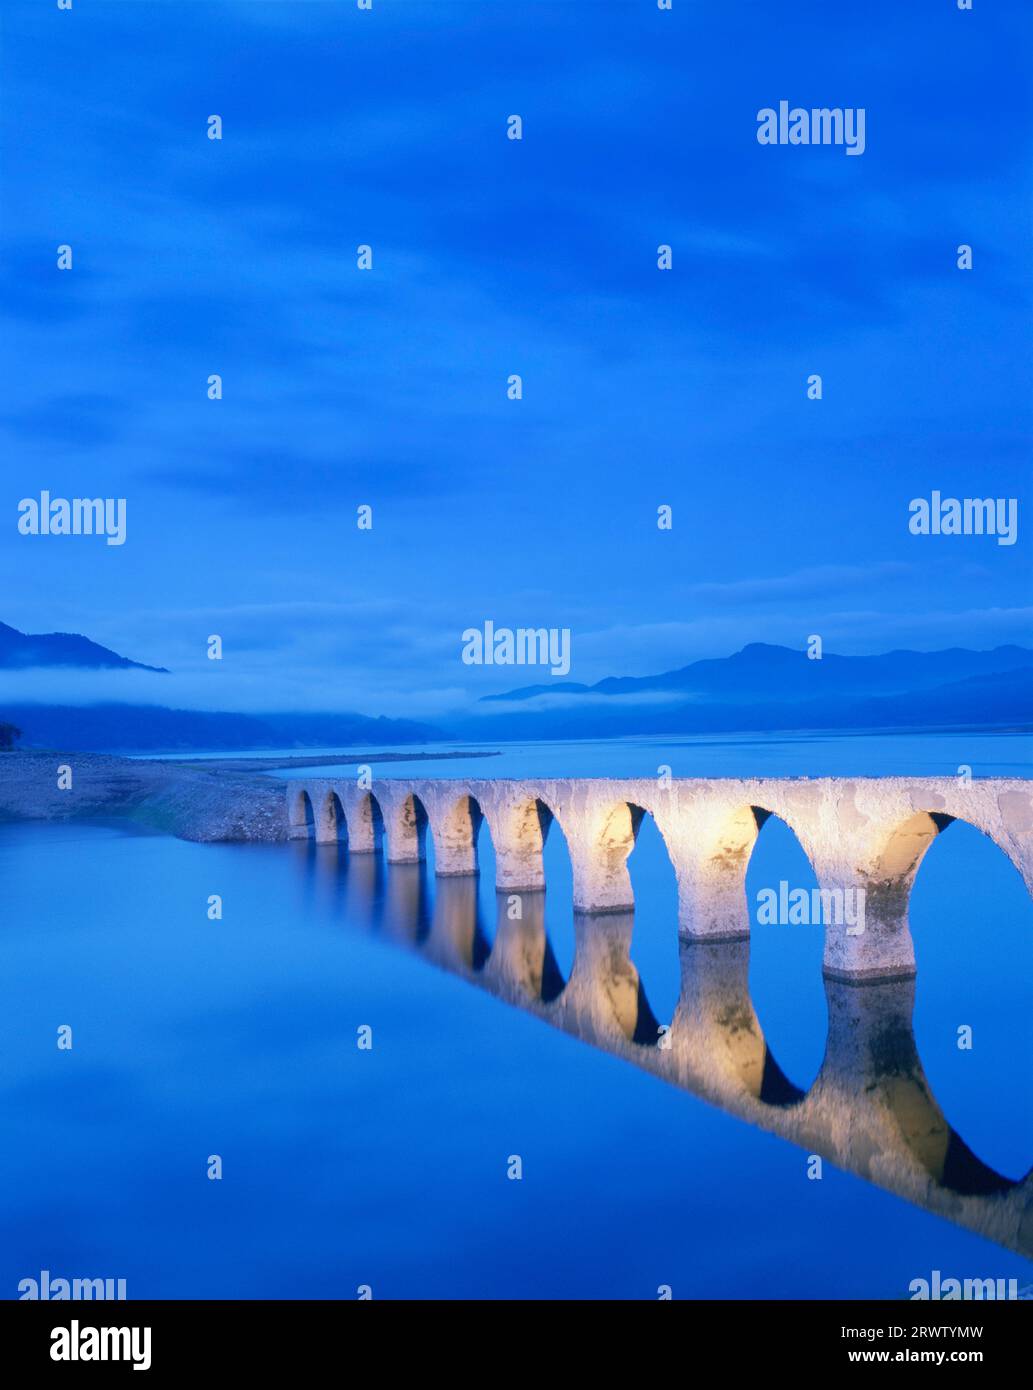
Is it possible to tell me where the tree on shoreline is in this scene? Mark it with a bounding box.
[0,721,20,751]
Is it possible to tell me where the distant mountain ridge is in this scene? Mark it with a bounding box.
[483,642,1033,704]
[0,621,167,673]
[461,642,1033,740]
[3,625,1030,751]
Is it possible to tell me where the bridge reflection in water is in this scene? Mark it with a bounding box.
[294,839,1032,1261]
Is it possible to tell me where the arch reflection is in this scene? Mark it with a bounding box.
[295,849,1032,1259]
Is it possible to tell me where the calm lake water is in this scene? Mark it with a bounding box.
[3,732,1031,1298]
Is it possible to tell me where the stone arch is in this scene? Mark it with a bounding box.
[489,795,563,892]
[870,809,954,893]
[575,800,679,915]
[433,792,486,876]
[532,794,578,867]
[868,805,1033,912]
[597,799,645,862]
[707,803,780,868]
[677,803,789,939]
[316,789,348,845]
[822,809,959,972]
[350,791,385,854]
[516,795,555,851]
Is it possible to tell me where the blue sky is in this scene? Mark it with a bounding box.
[1,0,1030,716]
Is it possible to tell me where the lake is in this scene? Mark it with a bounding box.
[3,731,1031,1298]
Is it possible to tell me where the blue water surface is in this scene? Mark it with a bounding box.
[2,733,1031,1299]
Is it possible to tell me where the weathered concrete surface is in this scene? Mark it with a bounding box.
[288,775,1033,980]
[297,850,1033,1260]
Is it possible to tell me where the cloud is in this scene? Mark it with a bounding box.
[467,688,688,717]
[1,0,1029,707]
[684,563,915,607]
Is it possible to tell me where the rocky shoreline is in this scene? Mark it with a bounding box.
[0,748,496,843]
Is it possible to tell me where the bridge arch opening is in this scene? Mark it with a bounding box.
[745,810,827,1097]
[539,801,575,1002]
[470,799,499,970]
[909,815,1033,1181]
[623,806,681,1041]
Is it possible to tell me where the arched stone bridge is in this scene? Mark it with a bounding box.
[286,775,1033,982]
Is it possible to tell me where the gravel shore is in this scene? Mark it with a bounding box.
[0,748,496,843]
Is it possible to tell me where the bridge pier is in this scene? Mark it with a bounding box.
[813,854,917,981]
[379,789,426,864]
[428,792,482,876]
[316,791,344,846]
[565,801,639,915]
[673,862,753,941]
[569,839,636,914]
[806,809,951,981]
[341,791,380,852]
[480,796,549,891]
